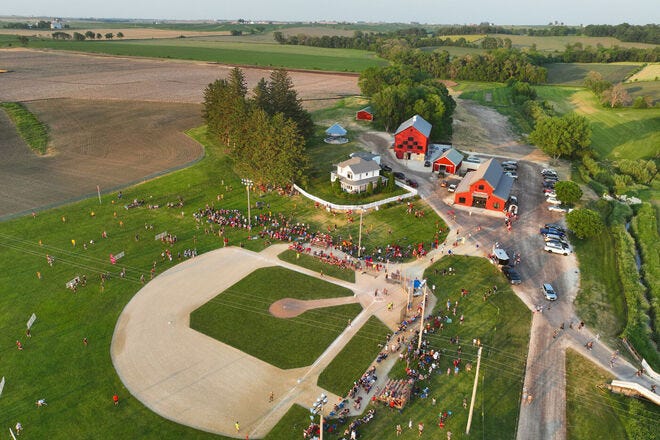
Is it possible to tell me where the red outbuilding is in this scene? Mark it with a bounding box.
[453,158,514,211]
[356,106,374,121]
[433,148,463,174]
[394,115,431,161]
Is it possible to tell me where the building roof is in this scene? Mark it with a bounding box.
[358,106,373,114]
[337,157,381,175]
[350,151,380,162]
[454,158,512,201]
[437,148,463,165]
[394,114,432,138]
[326,123,347,136]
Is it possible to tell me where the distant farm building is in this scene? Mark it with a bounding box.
[433,148,463,174]
[324,123,348,144]
[331,157,382,193]
[394,115,431,161]
[453,159,513,211]
[356,106,374,121]
[50,19,64,30]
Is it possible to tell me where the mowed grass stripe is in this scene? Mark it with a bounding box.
[190,266,362,369]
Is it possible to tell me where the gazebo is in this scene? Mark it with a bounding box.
[325,123,348,144]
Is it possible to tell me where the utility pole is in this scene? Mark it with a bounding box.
[417,283,428,351]
[310,393,328,440]
[465,345,483,435]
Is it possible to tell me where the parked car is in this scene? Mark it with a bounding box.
[540,227,565,237]
[393,171,405,181]
[545,196,562,205]
[424,160,431,167]
[542,283,558,301]
[542,169,558,177]
[548,205,573,213]
[544,191,557,199]
[544,223,566,232]
[405,178,419,188]
[502,266,522,285]
[380,163,392,173]
[508,195,518,205]
[544,241,572,255]
[505,171,518,180]
[448,183,457,192]
[542,181,556,189]
[544,233,569,244]
[502,160,518,168]
[465,156,481,163]
[503,165,517,173]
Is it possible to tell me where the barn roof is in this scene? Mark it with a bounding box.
[350,151,380,162]
[492,173,514,201]
[469,158,502,189]
[394,114,432,138]
[337,157,381,175]
[438,148,463,165]
[326,123,347,136]
[358,106,373,114]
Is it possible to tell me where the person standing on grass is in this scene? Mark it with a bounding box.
[235,421,240,432]
[113,394,119,406]
[15,422,23,435]
[396,424,402,436]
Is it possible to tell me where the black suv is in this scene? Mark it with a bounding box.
[501,266,522,285]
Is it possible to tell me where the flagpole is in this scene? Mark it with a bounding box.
[97,185,102,205]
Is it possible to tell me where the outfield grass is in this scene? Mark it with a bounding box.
[278,249,355,283]
[190,266,361,369]
[318,316,391,396]
[545,63,641,86]
[22,38,386,72]
[1,102,49,154]
[286,256,530,439]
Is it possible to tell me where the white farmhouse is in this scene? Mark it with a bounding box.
[331,157,382,193]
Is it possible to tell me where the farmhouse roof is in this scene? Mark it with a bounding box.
[394,114,432,138]
[439,148,463,165]
[350,151,380,162]
[337,157,381,175]
[326,123,347,136]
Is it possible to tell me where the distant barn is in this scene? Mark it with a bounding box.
[356,106,374,121]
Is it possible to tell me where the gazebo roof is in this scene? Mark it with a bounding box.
[325,123,347,136]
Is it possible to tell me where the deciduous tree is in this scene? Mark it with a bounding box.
[529,113,591,160]
[566,208,605,239]
[554,181,583,205]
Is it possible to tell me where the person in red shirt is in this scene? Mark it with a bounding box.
[113,394,119,406]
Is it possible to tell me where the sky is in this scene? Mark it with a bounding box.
[2,0,658,25]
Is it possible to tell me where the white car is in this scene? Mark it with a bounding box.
[546,196,562,205]
[544,241,572,255]
[548,205,574,213]
[544,191,557,198]
[505,171,518,180]
[542,283,558,301]
[465,156,481,164]
[448,183,457,192]
[502,160,518,168]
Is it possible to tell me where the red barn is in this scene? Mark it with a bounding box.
[394,115,432,161]
[433,148,463,174]
[454,159,513,211]
[356,106,374,121]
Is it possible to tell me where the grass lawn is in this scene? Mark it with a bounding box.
[1,102,49,154]
[278,249,356,283]
[190,266,361,369]
[318,316,391,396]
[572,228,626,347]
[545,63,642,86]
[565,349,660,440]
[0,110,448,438]
[280,256,531,439]
[22,38,387,72]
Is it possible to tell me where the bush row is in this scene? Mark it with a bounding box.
[630,203,660,349]
[0,102,49,154]
[612,225,659,370]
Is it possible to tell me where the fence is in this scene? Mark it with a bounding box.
[292,182,418,212]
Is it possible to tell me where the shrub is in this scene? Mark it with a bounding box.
[566,208,605,239]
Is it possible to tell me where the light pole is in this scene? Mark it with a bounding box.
[241,178,253,230]
[310,393,328,440]
[417,282,428,352]
[357,208,365,257]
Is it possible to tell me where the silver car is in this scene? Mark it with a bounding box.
[542,283,558,301]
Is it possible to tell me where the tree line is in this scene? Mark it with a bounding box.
[358,65,455,140]
[203,68,313,186]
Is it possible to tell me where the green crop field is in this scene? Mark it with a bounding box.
[22,38,387,72]
[625,80,660,105]
[545,62,642,86]
[495,34,658,51]
[627,63,660,82]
